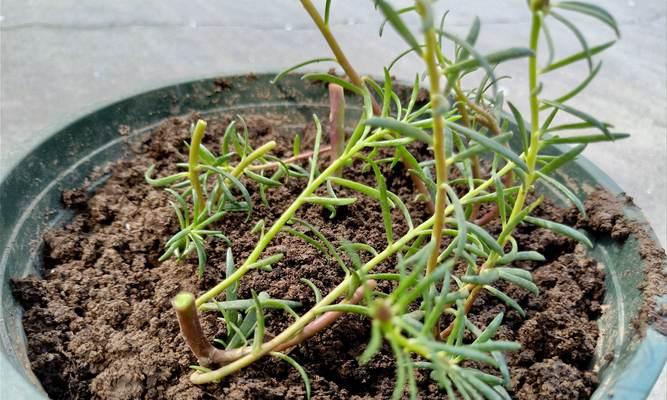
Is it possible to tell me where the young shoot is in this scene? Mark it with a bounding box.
[146,1,625,398]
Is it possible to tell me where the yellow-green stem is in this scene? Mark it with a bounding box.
[190,217,435,383]
[231,141,276,177]
[196,153,350,307]
[299,0,364,88]
[190,158,512,382]
[418,6,448,276]
[441,11,544,339]
[189,120,207,211]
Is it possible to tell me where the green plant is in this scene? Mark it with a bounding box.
[147,1,623,398]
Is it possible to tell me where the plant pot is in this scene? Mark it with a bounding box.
[1,74,665,399]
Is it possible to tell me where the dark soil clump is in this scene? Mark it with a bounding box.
[13,113,640,399]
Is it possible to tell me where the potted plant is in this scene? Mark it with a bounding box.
[2,1,665,399]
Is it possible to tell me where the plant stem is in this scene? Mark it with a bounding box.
[453,83,481,220]
[247,145,332,171]
[440,11,544,340]
[189,120,208,211]
[173,292,250,366]
[417,4,448,278]
[272,280,376,351]
[191,158,511,381]
[190,218,435,384]
[298,0,382,115]
[196,154,350,307]
[328,83,346,175]
[231,141,276,176]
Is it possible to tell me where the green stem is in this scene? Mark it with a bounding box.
[417,4,448,278]
[231,141,276,177]
[440,10,544,339]
[299,0,364,88]
[190,217,435,384]
[189,120,208,211]
[299,0,381,115]
[196,153,350,307]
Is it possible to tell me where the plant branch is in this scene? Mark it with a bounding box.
[441,12,544,340]
[190,218,435,384]
[189,120,208,211]
[248,145,333,171]
[299,0,381,114]
[173,292,251,366]
[274,279,377,351]
[417,3,449,281]
[328,83,346,175]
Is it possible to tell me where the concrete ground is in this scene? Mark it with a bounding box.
[1,0,665,398]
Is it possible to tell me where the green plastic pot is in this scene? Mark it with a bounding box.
[1,74,665,399]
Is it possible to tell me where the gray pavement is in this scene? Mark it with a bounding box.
[1,0,665,398]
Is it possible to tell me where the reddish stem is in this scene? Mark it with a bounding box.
[173,293,250,367]
[174,281,377,367]
[275,279,377,352]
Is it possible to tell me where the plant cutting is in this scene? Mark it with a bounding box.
[8,0,667,399]
[137,0,627,398]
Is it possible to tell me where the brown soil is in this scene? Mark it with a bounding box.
[12,112,646,400]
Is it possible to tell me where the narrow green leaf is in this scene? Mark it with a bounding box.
[244,170,281,187]
[507,102,528,153]
[271,57,336,84]
[539,143,587,175]
[457,16,481,61]
[544,132,629,144]
[541,19,555,67]
[493,173,507,227]
[271,352,311,400]
[308,114,323,185]
[366,117,433,145]
[525,216,593,247]
[304,196,356,207]
[440,30,496,91]
[291,218,346,269]
[449,123,529,172]
[247,253,284,272]
[430,342,498,368]
[370,160,394,244]
[145,166,187,187]
[251,290,265,353]
[498,270,539,295]
[474,313,504,344]
[379,6,416,36]
[556,1,620,37]
[496,267,533,281]
[551,11,593,71]
[484,286,526,317]
[375,0,421,55]
[460,370,504,400]
[293,133,301,156]
[446,47,534,78]
[191,234,207,278]
[461,270,500,285]
[283,228,328,258]
[450,132,513,164]
[447,219,504,255]
[543,61,602,107]
[541,41,615,73]
[536,170,586,216]
[497,250,545,265]
[540,107,559,133]
[445,184,467,258]
[546,121,613,133]
[302,73,363,95]
[300,278,322,303]
[324,0,332,26]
